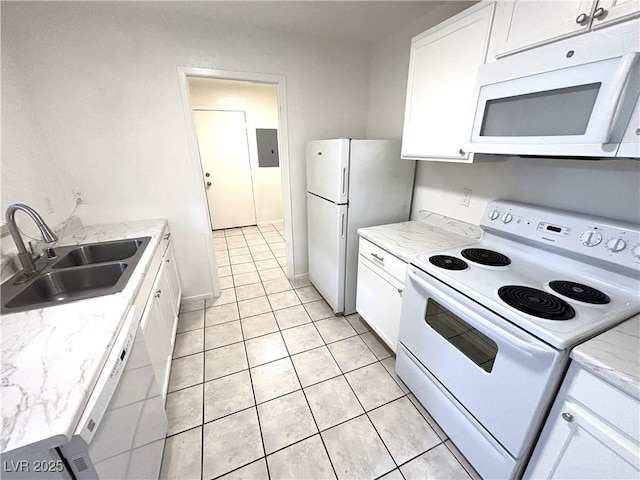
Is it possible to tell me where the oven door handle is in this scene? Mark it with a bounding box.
[408,269,556,359]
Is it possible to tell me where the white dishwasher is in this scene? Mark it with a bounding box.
[58,306,168,479]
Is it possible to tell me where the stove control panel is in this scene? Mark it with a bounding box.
[483,200,640,272]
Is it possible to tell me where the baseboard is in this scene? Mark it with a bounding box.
[257,220,284,227]
[291,273,309,283]
[181,293,214,303]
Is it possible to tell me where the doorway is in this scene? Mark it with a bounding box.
[177,67,294,295]
[188,78,283,232]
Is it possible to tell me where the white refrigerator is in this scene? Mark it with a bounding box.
[306,139,415,315]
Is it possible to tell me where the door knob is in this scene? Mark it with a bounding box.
[206,181,212,187]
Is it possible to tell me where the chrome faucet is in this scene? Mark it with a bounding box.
[5,203,58,276]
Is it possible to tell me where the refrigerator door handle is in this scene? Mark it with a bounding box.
[341,167,347,197]
[340,212,346,238]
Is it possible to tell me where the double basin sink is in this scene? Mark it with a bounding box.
[1,237,151,314]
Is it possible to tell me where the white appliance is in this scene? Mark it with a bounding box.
[396,200,640,479]
[58,307,168,479]
[306,139,415,314]
[467,19,640,158]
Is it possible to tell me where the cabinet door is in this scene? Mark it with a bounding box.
[490,0,595,59]
[356,256,404,352]
[401,3,494,162]
[140,294,171,398]
[156,263,177,346]
[164,245,182,319]
[591,0,640,28]
[526,401,640,478]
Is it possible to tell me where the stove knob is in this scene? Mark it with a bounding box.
[633,245,640,260]
[502,213,513,224]
[606,238,626,253]
[489,209,500,220]
[579,230,602,247]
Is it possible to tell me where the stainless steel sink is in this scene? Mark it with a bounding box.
[52,239,145,268]
[5,263,128,309]
[1,237,151,314]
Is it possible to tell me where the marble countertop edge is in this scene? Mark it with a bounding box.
[1,218,168,454]
[571,314,640,400]
[357,211,482,263]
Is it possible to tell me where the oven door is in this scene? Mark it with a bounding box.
[398,266,566,458]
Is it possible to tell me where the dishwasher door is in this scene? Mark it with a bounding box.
[60,309,168,479]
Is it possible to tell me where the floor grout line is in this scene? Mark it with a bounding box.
[169,225,472,480]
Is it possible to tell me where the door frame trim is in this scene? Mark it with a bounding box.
[176,67,295,293]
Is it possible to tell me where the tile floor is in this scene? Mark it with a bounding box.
[160,224,480,480]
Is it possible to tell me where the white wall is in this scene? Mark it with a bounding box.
[366,3,640,225]
[0,51,75,235]
[2,2,371,296]
[187,78,284,226]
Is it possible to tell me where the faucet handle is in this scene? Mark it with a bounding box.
[28,241,41,261]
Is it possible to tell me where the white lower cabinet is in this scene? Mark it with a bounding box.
[525,362,640,479]
[356,237,407,352]
[140,238,181,401]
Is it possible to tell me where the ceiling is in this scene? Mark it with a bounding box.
[146,1,450,44]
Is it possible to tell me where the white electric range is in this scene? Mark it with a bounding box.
[396,200,640,479]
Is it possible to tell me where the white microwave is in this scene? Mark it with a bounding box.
[467,20,640,159]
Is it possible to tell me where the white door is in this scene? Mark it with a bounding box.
[307,193,347,313]
[193,110,257,230]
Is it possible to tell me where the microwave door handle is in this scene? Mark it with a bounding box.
[407,269,555,358]
[603,52,640,143]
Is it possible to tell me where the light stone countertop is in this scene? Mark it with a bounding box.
[357,210,483,263]
[571,314,640,400]
[1,219,168,455]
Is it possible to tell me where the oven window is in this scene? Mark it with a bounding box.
[425,299,498,373]
[480,82,601,137]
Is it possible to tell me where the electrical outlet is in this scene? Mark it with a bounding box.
[461,188,472,207]
[72,188,86,205]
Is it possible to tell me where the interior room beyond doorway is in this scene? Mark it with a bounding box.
[187,77,284,232]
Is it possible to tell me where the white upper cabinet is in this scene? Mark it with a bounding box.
[489,0,640,59]
[591,0,640,28]
[490,1,595,58]
[401,2,494,163]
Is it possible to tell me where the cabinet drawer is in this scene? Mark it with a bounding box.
[358,237,407,283]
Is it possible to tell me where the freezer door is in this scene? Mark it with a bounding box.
[306,139,350,204]
[307,193,347,313]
